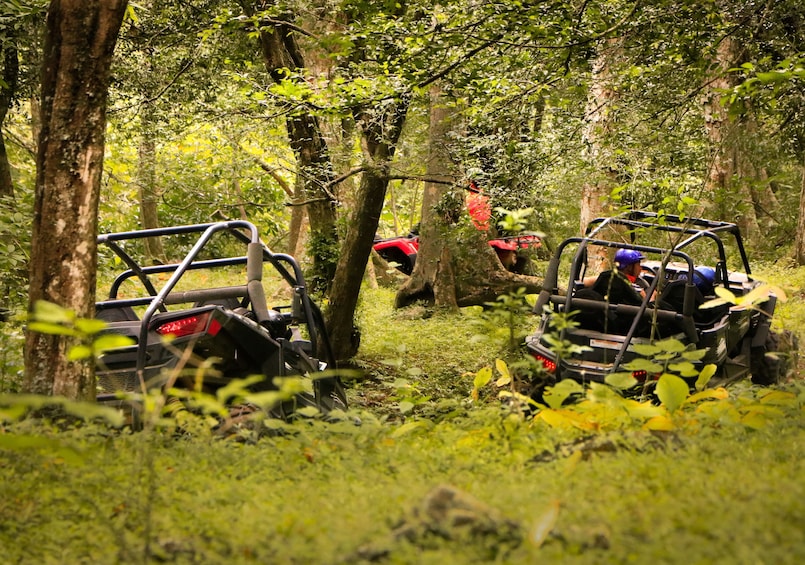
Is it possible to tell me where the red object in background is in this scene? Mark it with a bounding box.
[373,182,541,274]
[466,192,492,231]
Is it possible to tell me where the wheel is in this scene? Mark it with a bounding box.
[270,342,348,418]
[750,330,798,385]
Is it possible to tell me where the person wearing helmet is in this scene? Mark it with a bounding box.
[614,248,652,297]
[584,247,654,303]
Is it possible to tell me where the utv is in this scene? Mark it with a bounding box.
[525,211,794,391]
[94,221,346,419]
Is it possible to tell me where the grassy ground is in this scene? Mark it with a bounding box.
[0,268,804,564]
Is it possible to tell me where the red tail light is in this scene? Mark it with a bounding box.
[531,352,556,374]
[632,370,648,382]
[156,312,221,338]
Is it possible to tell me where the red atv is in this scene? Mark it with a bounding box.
[372,231,541,275]
[373,189,541,275]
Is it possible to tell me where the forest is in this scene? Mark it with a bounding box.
[0,1,804,563]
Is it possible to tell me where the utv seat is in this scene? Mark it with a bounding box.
[589,270,652,336]
[96,305,139,322]
[571,288,609,332]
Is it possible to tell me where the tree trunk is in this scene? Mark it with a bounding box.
[397,85,460,310]
[396,86,541,310]
[287,173,308,257]
[0,34,19,199]
[24,0,128,400]
[242,1,339,291]
[325,99,409,361]
[579,39,621,237]
[795,159,805,265]
[702,35,760,238]
[137,102,165,262]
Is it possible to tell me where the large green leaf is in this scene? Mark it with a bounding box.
[656,374,690,413]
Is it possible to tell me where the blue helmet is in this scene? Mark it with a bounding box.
[693,266,715,294]
[614,248,645,269]
[679,266,716,294]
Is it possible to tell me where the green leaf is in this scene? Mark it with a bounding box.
[655,339,686,353]
[630,343,659,356]
[473,366,493,390]
[27,321,78,337]
[681,349,707,361]
[296,406,321,418]
[495,359,512,387]
[74,318,109,336]
[605,372,638,390]
[542,379,582,410]
[656,374,690,413]
[93,334,136,352]
[623,358,663,373]
[668,362,698,377]
[694,364,717,391]
[67,345,93,361]
[32,300,75,324]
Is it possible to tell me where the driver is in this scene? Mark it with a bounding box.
[585,248,655,303]
[614,249,653,299]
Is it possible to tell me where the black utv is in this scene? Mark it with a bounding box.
[525,211,795,391]
[94,221,346,419]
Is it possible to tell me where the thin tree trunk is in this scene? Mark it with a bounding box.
[795,159,805,265]
[137,102,165,262]
[24,0,128,400]
[287,173,308,257]
[326,99,409,361]
[579,39,620,238]
[242,1,339,291]
[702,35,759,237]
[0,35,19,199]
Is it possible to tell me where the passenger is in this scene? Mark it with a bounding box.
[691,266,716,296]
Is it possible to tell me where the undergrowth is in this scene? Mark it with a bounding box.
[0,270,803,563]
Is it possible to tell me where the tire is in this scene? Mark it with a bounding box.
[378,248,414,275]
[750,330,798,385]
[271,343,348,418]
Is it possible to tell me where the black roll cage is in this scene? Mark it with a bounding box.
[96,221,331,377]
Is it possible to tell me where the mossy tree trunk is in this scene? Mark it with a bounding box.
[795,158,805,265]
[242,1,339,292]
[137,99,165,263]
[396,86,541,310]
[24,0,128,400]
[325,100,409,361]
[396,85,460,310]
[0,33,19,199]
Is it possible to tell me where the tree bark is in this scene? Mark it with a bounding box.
[795,158,805,265]
[24,0,128,400]
[0,34,20,199]
[396,86,541,310]
[137,100,165,262]
[579,39,621,237]
[397,85,459,310]
[702,35,760,238]
[325,99,410,361]
[242,1,339,291]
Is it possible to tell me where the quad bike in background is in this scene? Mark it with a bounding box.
[94,221,347,421]
[373,182,542,275]
[526,211,797,394]
[372,231,541,275]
